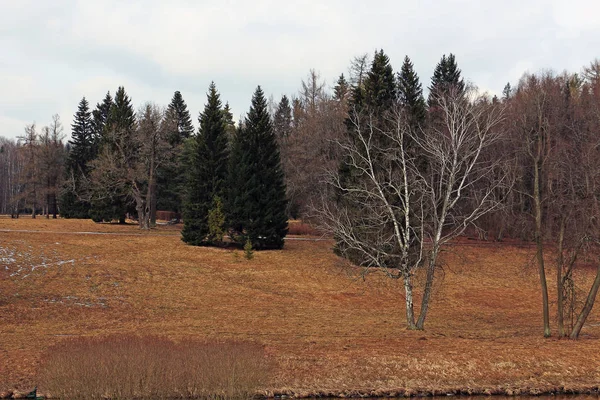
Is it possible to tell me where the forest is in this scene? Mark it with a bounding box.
[2,51,600,337]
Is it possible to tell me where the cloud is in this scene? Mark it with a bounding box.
[1,0,599,140]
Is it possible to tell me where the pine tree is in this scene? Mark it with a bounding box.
[227,86,288,249]
[181,82,229,246]
[90,86,136,223]
[428,53,465,106]
[59,97,94,218]
[273,95,292,139]
[157,91,195,214]
[502,82,512,101]
[398,56,427,128]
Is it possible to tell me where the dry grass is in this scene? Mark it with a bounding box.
[39,335,271,400]
[1,216,600,396]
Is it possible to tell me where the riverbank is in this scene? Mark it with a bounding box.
[1,218,600,396]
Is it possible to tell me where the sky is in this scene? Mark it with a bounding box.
[1,0,599,141]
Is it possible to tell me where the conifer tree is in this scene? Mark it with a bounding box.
[90,86,136,223]
[227,86,288,249]
[59,97,94,218]
[333,74,349,102]
[91,91,113,157]
[273,95,292,139]
[428,53,465,106]
[157,90,194,213]
[398,55,427,128]
[364,49,397,110]
[181,82,229,246]
[165,90,194,146]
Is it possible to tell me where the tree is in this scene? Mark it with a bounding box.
[39,115,65,218]
[91,91,113,154]
[60,98,94,218]
[181,82,229,245]
[157,90,195,215]
[90,103,172,229]
[428,53,465,106]
[364,50,396,111]
[320,87,506,330]
[273,95,293,139]
[227,86,288,249]
[18,123,40,218]
[398,55,426,129]
[90,86,136,223]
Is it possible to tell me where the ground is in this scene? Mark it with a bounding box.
[1,217,600,396]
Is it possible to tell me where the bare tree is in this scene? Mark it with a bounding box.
[38,115,65,218]
[319,88,507,330]
[18,123,40,218]
[90,103,173,229]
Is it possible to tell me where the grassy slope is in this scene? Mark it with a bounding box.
[1,217,600,395]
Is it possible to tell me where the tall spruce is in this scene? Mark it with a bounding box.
[157,90,194,214]
[428,53,465,106]
[364,49,397,111]
[90,86,136,223]
[273,95,293,139]
[182,82,229,245]
[227,86,288,249]
[59,97,94,218]
[91,91,113,157]
[334,74,349,102]
[398,56,427,128]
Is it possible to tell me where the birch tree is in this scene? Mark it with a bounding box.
[320,88,506,330]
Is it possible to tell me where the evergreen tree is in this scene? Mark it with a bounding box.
[502,82,512,101]
[90,86,136,223]
[273,95,292,139]
[181,82,229,246]
[91,91,113,156]
[166,90,194,146]
[333,74,349,102]
[428,53,465,106]
[398,56,427,128]
[157,90,194,213]
[364,49,397,110]
[59,97,94,218]
[222,102,237,144]
[227,86,288,249]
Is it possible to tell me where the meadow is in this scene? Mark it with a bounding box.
[1,217,600,397]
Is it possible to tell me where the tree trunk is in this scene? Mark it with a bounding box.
[403,273,417,330]
[570,264,600,339]
[557,216,566,337]
[416,247,439,330]
[534,159,551,337]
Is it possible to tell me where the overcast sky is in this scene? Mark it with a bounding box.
[1,0,599,140]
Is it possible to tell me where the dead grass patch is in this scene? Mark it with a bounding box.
[1,217,600,394]
[39,335,272,400]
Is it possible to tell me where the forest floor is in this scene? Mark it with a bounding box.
[1,217,600,396]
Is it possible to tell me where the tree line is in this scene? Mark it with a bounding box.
[2,52,600,337]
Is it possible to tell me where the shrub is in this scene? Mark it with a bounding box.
[39,335,272,400]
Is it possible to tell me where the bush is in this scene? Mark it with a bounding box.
[39,335,272,400]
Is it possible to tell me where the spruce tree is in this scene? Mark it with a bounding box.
[398,55,427,128]
[427,53,465,106]
[157,90,194,213]
[91,91,113,157]
[181,82,229,246]
[333,74,349,102]
[273,95,292,139]
[227,86,288,249]
[59,97,94,218]
[364,49,397,111]
[166,90,194,146]
[90,86,136,223]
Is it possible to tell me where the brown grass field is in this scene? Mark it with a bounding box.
[1,217,600,397]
